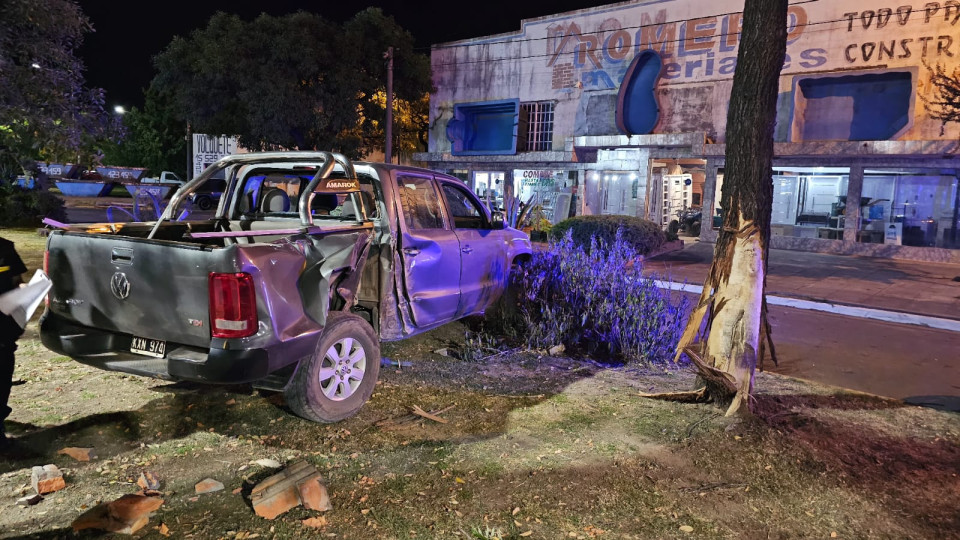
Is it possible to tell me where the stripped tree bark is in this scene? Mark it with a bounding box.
[669,0,788,416]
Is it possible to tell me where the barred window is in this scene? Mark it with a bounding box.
[519,101,554,152]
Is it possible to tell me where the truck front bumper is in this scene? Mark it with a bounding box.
[40,314,274,384]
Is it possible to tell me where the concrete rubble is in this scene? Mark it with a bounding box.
[16,494,43,507]
[31,464,66,495]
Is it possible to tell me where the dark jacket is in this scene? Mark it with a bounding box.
[0,237,27,341]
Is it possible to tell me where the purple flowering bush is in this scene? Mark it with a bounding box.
[511,229,688,365]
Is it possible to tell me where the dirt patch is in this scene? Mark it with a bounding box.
[2,318,958,539]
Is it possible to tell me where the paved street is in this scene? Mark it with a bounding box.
[649,242,960,409]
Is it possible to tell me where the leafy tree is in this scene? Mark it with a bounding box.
[669,0,787,416]
[152,8,432,160]
[343,8,432,158]
[101,86,188,178]
[0,0,115,179]
[922,62,960,136]
[362,91,431,161]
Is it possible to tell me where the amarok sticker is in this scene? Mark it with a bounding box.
[316,178,360,192]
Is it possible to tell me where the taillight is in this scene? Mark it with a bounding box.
[208,272,258,338]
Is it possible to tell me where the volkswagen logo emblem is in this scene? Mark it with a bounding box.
[110,272,131,300]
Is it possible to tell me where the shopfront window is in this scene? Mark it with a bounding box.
[860,169,960,248]
[472,171,506,210]
[513,169,573,224]
[714,167,851,239]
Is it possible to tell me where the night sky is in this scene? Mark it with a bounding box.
[77,0,615,109]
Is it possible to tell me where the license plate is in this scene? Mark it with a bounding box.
[130,336,166,358]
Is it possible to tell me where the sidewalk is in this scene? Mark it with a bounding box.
[645,241,960,321]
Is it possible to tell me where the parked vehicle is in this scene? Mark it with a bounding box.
[188,177,226,210]
[678,207,702,236]
[140,171,183,185]
[40,152,532,422]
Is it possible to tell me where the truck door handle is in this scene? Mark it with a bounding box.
[403,248,420,257]
[111,247,134,265]
[461,246,473,254]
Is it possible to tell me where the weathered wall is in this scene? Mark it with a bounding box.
[429,38,522,152]
[429,0,960,152]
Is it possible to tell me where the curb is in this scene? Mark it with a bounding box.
[654,279,960,333]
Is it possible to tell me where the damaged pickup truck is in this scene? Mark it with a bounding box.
[40,152,532,422]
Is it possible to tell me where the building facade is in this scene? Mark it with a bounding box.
[414,0,960,262]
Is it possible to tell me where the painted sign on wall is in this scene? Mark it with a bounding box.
[535,0,960,91]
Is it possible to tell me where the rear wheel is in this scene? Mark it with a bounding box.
[285,312,380,423]
[195,195,213,210]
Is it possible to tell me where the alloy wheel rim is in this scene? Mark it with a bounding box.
[317,337,366,401]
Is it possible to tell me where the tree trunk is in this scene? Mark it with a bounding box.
[674,0,787,416]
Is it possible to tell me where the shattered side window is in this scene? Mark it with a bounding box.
[397,176,445,230]
[441,182,486,229]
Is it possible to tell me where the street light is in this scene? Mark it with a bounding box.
[114,105,126,115]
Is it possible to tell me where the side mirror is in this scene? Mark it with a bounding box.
[490,210,506,230]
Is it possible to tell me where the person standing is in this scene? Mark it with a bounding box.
[0,236,27,447]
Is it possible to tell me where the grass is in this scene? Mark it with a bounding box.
[1,227,46,275]
[2,337,958,538]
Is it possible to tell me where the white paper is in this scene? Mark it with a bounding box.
[0,270,53,328]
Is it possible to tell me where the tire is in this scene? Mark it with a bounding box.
[285,312,381,423]
[196,195,213,210]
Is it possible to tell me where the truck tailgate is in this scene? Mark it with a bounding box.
[45,232,218,348]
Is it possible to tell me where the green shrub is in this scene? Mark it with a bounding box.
[0,183,66,226]
[509,230,689,365]
[550,215,667,255]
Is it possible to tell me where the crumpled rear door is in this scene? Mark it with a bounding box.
[394,174,461,327]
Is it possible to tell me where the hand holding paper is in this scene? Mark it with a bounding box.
[0,270,53,329]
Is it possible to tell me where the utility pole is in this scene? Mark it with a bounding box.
[384,46,394,164]
[185,122,192,180]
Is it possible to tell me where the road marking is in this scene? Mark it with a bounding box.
[653,280,960,333]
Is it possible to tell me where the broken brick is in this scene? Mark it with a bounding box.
[31,464,66,495]
[302,516,328,528]
[57,447,97,462]
[72,494,164,534]
[297,475,332,512]
[137,471,161,491]
[195,478,225,494]
[250,460,331,519]
[108,494,165,523]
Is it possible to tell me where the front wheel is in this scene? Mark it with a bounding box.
[285,312,381,423]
